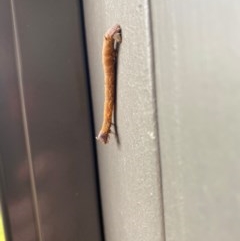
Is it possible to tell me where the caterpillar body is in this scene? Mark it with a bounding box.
[96,24,122,144]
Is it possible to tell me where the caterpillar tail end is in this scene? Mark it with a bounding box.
[96,131,110,144]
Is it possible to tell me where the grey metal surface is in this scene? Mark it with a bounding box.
[0,1,102,241]
[82,1,164,241]
[152,0,240,241]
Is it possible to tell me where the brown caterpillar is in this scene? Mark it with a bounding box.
[96,24,122,144]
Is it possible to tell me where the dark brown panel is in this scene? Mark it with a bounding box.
[0,1,102,241]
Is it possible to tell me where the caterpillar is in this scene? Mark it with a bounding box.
[96,24,122,144]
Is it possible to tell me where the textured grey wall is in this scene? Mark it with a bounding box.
[152,0,240,241]
[82,1,164,241]
[84,0,240,240]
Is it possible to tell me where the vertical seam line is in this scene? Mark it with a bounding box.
[147,0,167,240]
[9,1,43,241]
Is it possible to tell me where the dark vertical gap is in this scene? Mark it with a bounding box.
[0,156,12,241]
[77,1,105,241]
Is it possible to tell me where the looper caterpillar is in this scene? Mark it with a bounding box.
[96,24,122,144]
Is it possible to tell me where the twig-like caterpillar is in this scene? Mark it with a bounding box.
[96,24,122,144]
